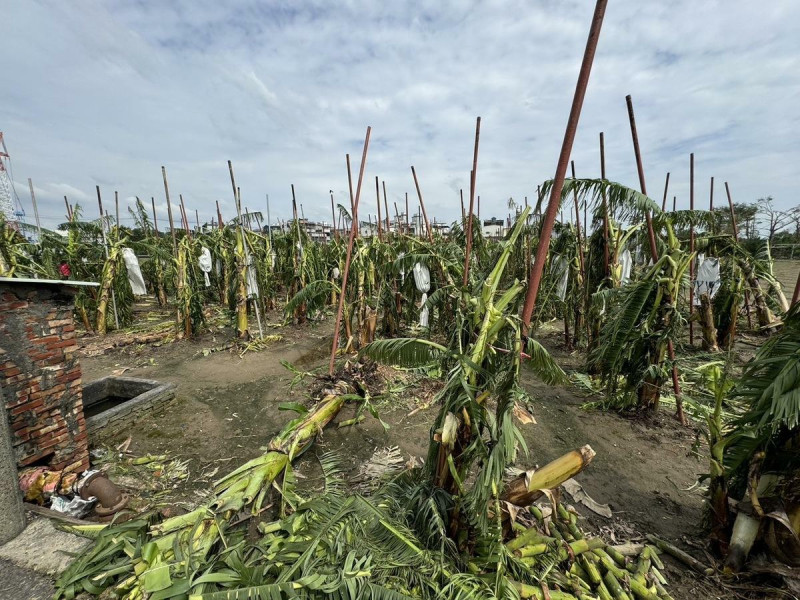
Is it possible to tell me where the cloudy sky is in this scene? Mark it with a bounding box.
[2,0,798,230]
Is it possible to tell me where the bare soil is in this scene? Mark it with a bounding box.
[75,304,787,599]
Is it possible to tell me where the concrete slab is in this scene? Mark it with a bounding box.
[0,517,90,577]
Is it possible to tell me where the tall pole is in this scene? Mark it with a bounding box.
[346,154,356,221]
[464,116,481,286]
[411,166,433,243]
[709,176,715,233]
[329,190,336,240]
[330,127,371,375]
[375,176,383,240]
[195,209,200,231]
[162,167,178,252]
[460,189,465,221]
[689,153,695,345]
[405,192,409,232]
[64,196,73,221]
[151,197,159,235]
[521,0,608,331]
[599,132,610,279]
[382,180,390,233]
[625,98,686,424]
[27,178,41,238]
[114,191,120,229]
[661,172,670,212]
[625,95,658,260]
[266,194,273,244]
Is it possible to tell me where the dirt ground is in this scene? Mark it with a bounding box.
[75,302,792,599]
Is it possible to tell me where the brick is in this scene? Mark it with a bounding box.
[47,339,76,350]
[3,366,22,377]
[1,301,28,310]
[48,318,72,327]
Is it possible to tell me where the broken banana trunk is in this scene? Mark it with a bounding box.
[501,445,596,507]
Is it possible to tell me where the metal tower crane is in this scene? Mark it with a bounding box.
[0,132,26,228]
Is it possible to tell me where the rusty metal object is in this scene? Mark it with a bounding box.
[78,472,128,517]
[520,0,608,332]
[329,127,372,375]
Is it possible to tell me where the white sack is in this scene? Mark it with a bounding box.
[121,248,147,296]
[198,247,213,287]
[413,262,431,327]
[553,255,569,301]
[693,254,720,305]
[619,249,633,285]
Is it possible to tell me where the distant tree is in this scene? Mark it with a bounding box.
[757,196,793,243]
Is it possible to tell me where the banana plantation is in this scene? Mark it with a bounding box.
[2,144,800,600]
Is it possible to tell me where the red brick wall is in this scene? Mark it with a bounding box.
[0,282,89,475]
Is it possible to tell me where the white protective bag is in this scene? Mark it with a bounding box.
[198,247,213,287]
[619,248,633,285]
[552,255,569,300]
[693,254,720,305]
[413,262,431,327]
[121,248,147,296]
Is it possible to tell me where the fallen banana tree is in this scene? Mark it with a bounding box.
[54,368,367,600]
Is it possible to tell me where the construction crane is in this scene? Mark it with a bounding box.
[0,131,26,229]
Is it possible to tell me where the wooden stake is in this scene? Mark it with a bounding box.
[114,191,120,229]
[151,197,159,235]
[64,196,73,221]
[463,116,481,286]
[599,132,610,279]
[410,166,433,243]
[27,178,41,238]
[661,172,670,212]
[689,154,695,346]
[382,180,390,233]
[330,126,372,375]
[375,176,382,240]
[162,167,178,252]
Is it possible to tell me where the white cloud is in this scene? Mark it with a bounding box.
[1,0,798,231]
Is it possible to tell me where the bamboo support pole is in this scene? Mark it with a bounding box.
[411,166,433,243]
[520,0,608,331]
[599,132,610,279]
[661,172,670,212]
[114,191,119,229]
[382,180,390,233]
[329,126,371,375]
[375,176,382,240]
[626,97,686,425]
[64,196,73,221]
[405,192,409,232]
[27,178,41,238]
[689,154,695,345]
[460,189,465,221]
[329,190,336,240]
[150,197,159,235]
[162,167,178,252]
[463,116,481,287]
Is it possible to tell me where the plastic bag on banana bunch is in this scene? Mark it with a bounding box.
[552,254,569,301]
[619,248,633,285]
[198,247,213,287]
[413,262,431,327]
[245,247,259,298]
[121,248,147,296]
[693,253,720,306]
